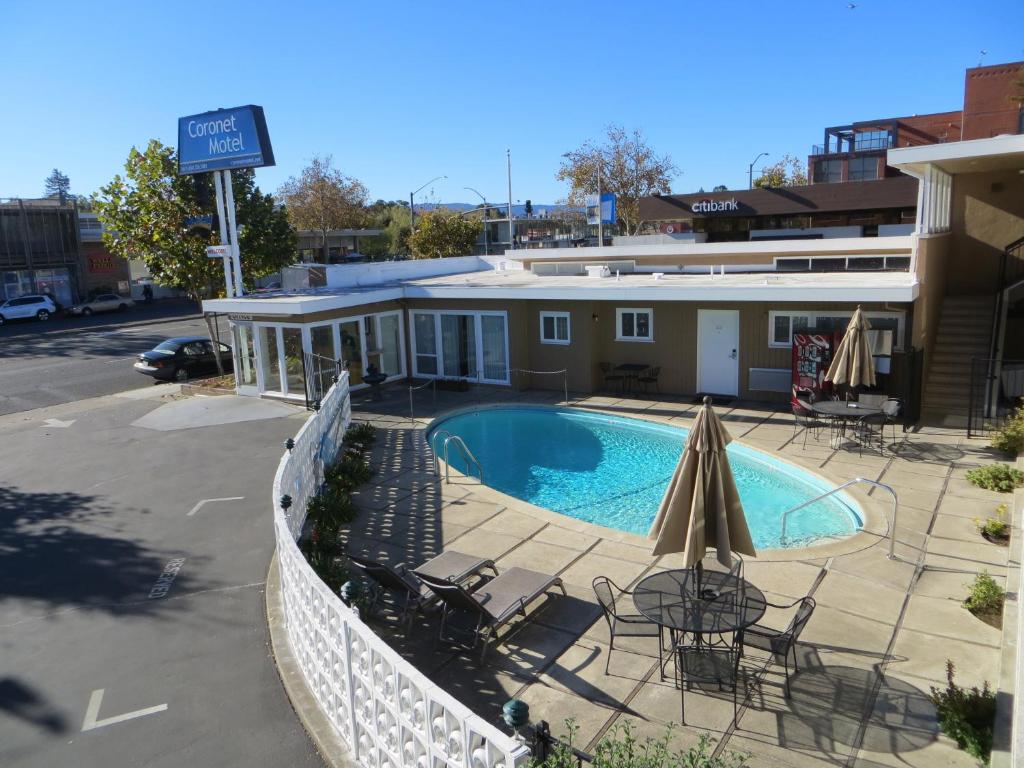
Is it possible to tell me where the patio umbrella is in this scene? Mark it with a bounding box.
[825,306,876,389]
[648,396,756,574]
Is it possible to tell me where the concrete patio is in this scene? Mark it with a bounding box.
[338,383,1017,767]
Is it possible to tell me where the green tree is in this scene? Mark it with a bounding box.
[408,210,482,259]
[713,184,729,192]
[277,155,368,260]
[93,139,296,371]
[361,200,412,258]
[557,125,678,235]
[753,154,808,188]
[44,168,72,201]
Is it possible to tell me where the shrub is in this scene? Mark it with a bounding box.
[303,545,350,593]
[929,661,996,764]
[990,400,1024,454]
[965,463,1024,492]
[974,504,1009,540]
[346,422,377,450]
[532,721,749,768]
[307,483,358,527]
[964,571,1004,617]
[327,449,373,491]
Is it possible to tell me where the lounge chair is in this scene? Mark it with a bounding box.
[419,566,566,663]
[348,550,497,630]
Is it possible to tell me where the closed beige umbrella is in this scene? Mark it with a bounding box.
[649,397,756,570]
[826,306,876,389]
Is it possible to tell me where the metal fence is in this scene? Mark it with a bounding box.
[272,375,529,768]
[302,352,343,411]
[967,357,1024,438]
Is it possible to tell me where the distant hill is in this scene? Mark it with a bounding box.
[417,202,582,217]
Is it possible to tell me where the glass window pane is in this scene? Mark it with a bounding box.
[260,327,281,392]
[311,325,334,359]
[556,315,569,341]
[340,320,363,386]
[542,315,555,339]
[773,315,790,344]
[441,314,476,378]
[378,314,401,376]
[282,327,305,395]
[481,315,507,381]
[234,324,256,386]
[621,312,634,338]
[636,312,650,338]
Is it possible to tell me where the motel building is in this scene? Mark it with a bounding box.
[202,134,1024,424]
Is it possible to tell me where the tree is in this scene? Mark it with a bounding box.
[408,211,482,259]
[556,125,678,235]
[277,155,369,260]
[93,139,296,372]
[361,201,412,258]
[753,154,808,188]
[713,184,729,192]
[44,169,72,201]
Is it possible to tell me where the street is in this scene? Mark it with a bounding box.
[0,306,326,767]
[0,300,227,416]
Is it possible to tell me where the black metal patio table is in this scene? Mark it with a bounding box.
[614,363,649,394]
[632,568,767,638]
[811,401,882,447]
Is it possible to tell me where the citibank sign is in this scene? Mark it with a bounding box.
[690,198,739,214]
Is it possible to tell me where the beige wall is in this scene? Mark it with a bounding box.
[911,233,951,376]
[946,169,1024,294]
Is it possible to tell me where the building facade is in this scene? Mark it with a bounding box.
[0,198,83,305]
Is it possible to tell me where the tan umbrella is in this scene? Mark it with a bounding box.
[825,306,876,389]
[648,396,756,571]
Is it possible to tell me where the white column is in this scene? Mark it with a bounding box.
[223,170,244,297]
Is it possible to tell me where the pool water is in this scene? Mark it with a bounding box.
[428,407,861,550]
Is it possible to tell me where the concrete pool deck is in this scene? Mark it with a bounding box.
[340,385,1017,767]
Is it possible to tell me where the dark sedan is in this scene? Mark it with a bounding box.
[134,336,234,382]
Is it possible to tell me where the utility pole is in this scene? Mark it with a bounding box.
[597,164,604,248]
[507,149,515,251]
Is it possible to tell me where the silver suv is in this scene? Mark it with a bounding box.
[0,294,58,325]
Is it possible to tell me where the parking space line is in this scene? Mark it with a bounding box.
[187,496,245,516]
[81,689,167,732]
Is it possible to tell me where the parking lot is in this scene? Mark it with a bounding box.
[0,300,224,416]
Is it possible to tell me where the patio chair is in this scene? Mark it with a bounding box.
[598,362,626,391]
[675,607,748,726]
[792,398,823,448]
[740,596,816,697]
[881,397,903,444]
[348,550,497,631]
[593,576,666,677]
[853,412,888,456]
[637,366,662,394]
[419,567,566,663]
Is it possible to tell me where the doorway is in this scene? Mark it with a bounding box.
[697,309,739,396]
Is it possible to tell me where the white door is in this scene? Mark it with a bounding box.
[697,309,740,396]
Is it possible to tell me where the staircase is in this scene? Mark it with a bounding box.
[921,295,994,421]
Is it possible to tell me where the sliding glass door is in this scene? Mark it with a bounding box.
[410,311,509,385]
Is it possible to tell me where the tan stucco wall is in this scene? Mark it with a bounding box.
[911,234,951,374]
[946,169,1024,294]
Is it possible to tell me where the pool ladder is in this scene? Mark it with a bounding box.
[430,430,484,484]
[779,477,900,560]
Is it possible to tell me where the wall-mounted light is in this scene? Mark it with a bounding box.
[592,313,599,323]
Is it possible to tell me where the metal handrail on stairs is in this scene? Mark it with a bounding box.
[429,430,483,484]
[779,477,900,560]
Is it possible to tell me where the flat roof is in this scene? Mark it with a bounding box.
[203,268,918,316]
[888,134,1024,174]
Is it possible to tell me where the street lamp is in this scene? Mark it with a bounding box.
[410,175,446,235]
[748,152,769,190]
[464,186,489,255]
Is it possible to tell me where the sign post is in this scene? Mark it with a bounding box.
[177,105,275,299]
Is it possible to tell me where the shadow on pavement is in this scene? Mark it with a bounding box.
[0,678,67,734]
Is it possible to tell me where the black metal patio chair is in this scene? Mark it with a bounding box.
[740,596,816,697]
[592,576,666,677]
[598,362,626,391]
[638,366,661,393]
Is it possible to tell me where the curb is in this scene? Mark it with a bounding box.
[265,550,355,768]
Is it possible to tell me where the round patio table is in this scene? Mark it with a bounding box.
[632,569,767,636]
[811,401,882,448]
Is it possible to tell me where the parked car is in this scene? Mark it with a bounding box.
[134,337,233,382]
[68,293,135,316]
[0,294,58,324]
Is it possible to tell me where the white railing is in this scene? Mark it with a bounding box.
[272,373,529,768]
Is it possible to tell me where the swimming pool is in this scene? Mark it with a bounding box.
[428,406,861,550]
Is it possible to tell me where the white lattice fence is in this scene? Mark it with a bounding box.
[272,375,529,768]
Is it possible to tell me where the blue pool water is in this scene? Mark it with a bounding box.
[428,407,861,550]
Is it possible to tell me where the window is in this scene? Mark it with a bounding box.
[813,159,842,183]
[768,310,905,350]
[616,308,653,342]
[849,157,878,182]
[411,310,509,384]
[540,311,570,345]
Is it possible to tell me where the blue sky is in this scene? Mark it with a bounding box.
[2,1,1022,205]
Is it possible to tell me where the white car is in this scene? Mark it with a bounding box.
[0,294,57,324]
[69,293,135,316]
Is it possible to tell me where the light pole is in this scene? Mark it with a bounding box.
[410,175,446,236]
[464,186,489,255]
[507,149,514,251]
[748,152,769,189]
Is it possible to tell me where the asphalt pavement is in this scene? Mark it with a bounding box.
[0,300,229,416]
[0,389,325,767]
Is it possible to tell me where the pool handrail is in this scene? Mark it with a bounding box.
[442,435,483,484]
[430,429,453,476]
[778,477,900,560]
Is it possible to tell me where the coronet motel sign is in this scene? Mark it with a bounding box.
[177,105,275,175]
[690,198,739,214]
